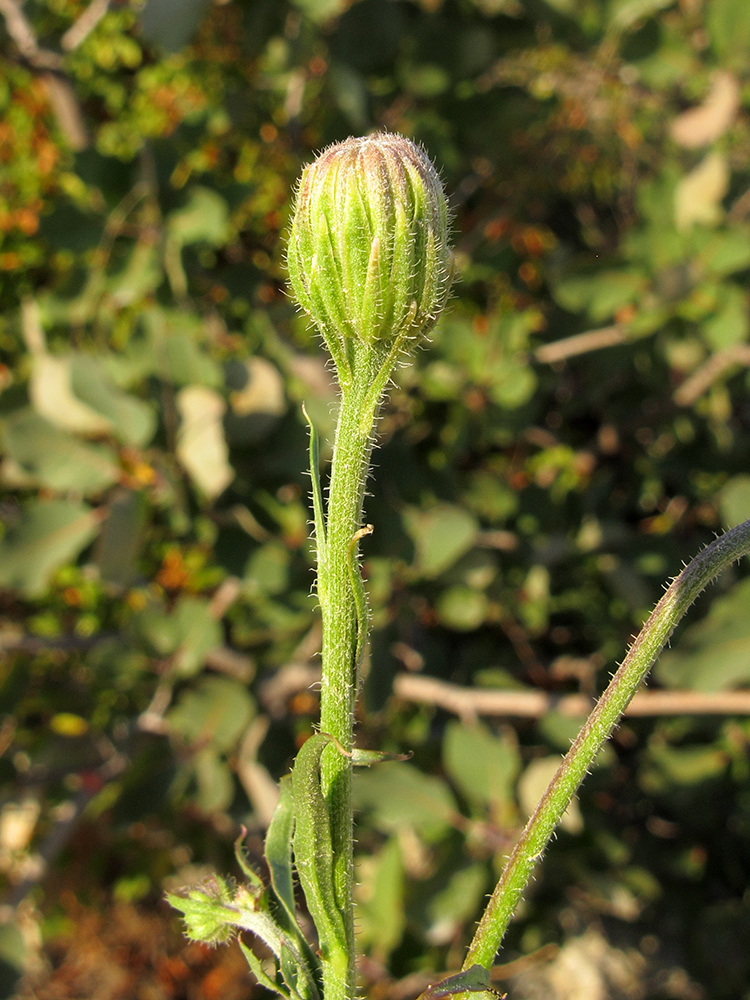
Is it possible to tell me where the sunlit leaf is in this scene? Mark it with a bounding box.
[1,409,119,495]
[674,153,729,232]
[353,762,458,841]
[443,721,520,815]
[176,386,234,499]
[0,500,101,596]
[403,504,479,579]
[167,675,255,753]
[655,578,750,691]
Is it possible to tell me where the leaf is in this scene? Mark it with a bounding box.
[422,965,493,1000]
[289,0,349,23]
[646,742,727,786]
[421,864,489,946]
[436,586,488,631]
[0,500,101,596]
[655,577,750,691]
[442,722,520,815]
[265,776,300,931]
[29,354,111,436]
[167,187,231,247]
[70,355,156,447]
[674,153,730,232]
[140,0,213,52]
[518,757,583,834]
[719,475,750,529]
[707,0,750,70]
[701,283,750,350]
[225,358,287,446]
[670,71,741,149]
[353,762,458,841]
[291,735,349,968]
[1,409,120,495]
[167,675,255,753]
[403,504,479,579]
[193,748,235,813]
[356,836,405,961]
[176,385,234,499]
[553,269,647,321]
[698,228,750,278]
[608,0,676,32]
[95,488,148,588]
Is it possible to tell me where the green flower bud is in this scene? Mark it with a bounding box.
[286,132,453,353]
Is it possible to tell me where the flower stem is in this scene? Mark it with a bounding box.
[464,518,750,971]
[316,337,393,1000]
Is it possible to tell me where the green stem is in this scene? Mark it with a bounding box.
[316,337,393,1000]
[464,518,750,971]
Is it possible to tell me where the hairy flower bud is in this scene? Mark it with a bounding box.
[287,132,452,351]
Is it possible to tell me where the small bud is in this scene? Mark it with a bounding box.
[287,132,452,351]
[166,877,236,946]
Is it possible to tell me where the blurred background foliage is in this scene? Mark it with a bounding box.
[1,0,750,997]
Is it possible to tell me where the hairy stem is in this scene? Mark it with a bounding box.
[316,337,392,1000]
[464,518,750,971]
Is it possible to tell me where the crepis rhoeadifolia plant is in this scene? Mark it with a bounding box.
[170,133,750,1000]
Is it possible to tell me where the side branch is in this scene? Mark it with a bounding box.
[464,519,750,971]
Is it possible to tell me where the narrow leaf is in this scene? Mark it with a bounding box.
[265,776,300,927]
[238,937,292,1000]
[302,403,326,563]
[291,733,348,964]
[421,965,504,1000]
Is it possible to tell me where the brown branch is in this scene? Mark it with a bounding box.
[535,325,627,364]
[393,672,750,723]
[673,343,750,407]
[61,0,111,51]
[0,0,89,148]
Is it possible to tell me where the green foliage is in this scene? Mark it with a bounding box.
[3,0,750,997]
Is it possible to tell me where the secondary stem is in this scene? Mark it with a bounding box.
[464,518,750,971]
[317,338,389,1000]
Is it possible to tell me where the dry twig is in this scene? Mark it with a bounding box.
[393,672,750,723]
[535,325,627,364]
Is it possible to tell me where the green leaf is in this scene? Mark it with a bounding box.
[404,504,479,579]
[70,355,156,447]
[421,864,489,946]
[168,675,255,752]
[167,187,231,247]
[655,577,750,691]
[193,748,235,812]
[720,475,750,529]
[436,586,488,631]
[702,284,749,350]
[289,0,349,26]
[646,741,728,786]
[442,722,520,814]
[554,269,646,321]
[95,488,148,588]
[291,734,348,966]
[518,757,583,834]
[421,965,493,1000]
[608,0,676,33]
[1,409,119,495]
[0,500,100,596]
[707,0,750,69]
[29,354,112,436]
[238,938,292,1000]
[176,386,234,500]
[698,229,750,278]
[265,776,300,931]
[356,836,405,961]
[353,762,458,841]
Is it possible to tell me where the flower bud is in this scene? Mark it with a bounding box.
[287,132,452,350]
